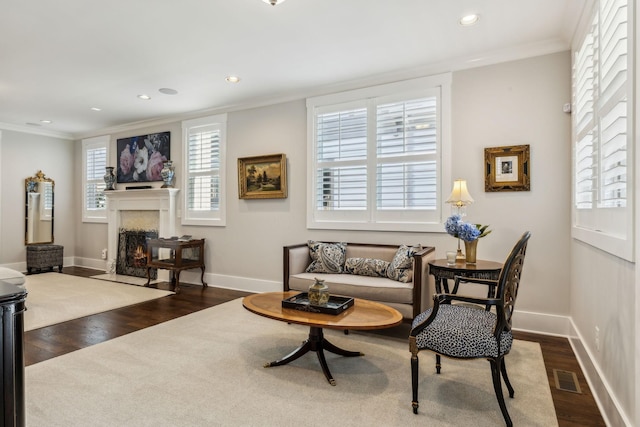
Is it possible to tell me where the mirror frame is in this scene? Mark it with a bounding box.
[25,170,55,245]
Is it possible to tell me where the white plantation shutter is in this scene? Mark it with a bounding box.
[182,114,226,226]
[572,0,632,260]
[82,136,108,222]
[42,181,54,219]
[376,97,437,211]
[307,74,450,231]
[315,106,368,210]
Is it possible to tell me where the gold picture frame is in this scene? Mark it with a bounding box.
[484,145,530,192]
[238,153,287,199]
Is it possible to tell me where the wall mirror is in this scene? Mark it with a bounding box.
[25,170,54,245]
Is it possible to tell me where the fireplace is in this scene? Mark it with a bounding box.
[104,188,179,281]
[116,229,158,278]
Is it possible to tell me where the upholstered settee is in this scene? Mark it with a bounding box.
[283,242,436,320]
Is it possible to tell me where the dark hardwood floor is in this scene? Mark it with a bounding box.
[25,267,605,426]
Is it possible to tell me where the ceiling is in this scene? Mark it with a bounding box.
[0,0,586,139]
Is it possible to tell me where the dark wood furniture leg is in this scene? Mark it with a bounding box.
[264,326,363,386]
[200,266,207,287]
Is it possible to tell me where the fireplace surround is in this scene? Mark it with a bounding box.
[105,188,179,281]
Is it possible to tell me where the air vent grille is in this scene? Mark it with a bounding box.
[553,369,582,394]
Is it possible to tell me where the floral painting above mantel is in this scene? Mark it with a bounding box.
[117,131,171,183]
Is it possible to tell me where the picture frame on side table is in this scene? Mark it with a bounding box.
[238,153,287,199]
[484,145,530,192]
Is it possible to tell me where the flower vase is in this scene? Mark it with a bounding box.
[308,277,330,306]
[104,166,116,191]
[464,240,478,264]
[160,160,175,188]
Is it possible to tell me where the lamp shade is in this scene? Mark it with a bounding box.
[446,179,474,207]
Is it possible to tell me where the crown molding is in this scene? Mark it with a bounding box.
[0,122,74,140]
[76,38,570,140]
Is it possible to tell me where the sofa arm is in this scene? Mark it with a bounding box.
[283,244,311,291]
[412,246,436,318]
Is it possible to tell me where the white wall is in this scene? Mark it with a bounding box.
[73,51,573,327]
[0,130,75,269]
[452,52,572,326]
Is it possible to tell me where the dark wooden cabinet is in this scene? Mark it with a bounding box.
[145,238,207,292]
[0,283,27,427]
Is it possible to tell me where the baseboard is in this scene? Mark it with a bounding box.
[180,270,281,293]
[74,257,108,272]
[1,256,74,274]
[512,309,572,336]
[569,321,631,427]
[73,258,281,293]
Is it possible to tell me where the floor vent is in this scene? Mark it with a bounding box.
[553,369,582,394]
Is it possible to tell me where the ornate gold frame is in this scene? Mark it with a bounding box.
[238,153,287,199]
[484,145,530,192]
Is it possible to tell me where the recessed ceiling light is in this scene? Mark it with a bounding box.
[459,14,479,26]
[26,122,41,127]
[225,76,241,83]
[262,0,286,5]
[137,94,151,100]
[90,107,102,111]
[40,119,52,124]
[159,88,178,95]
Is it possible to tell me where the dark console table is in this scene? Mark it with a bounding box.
[0,282,27,427]
[145,238,207,292]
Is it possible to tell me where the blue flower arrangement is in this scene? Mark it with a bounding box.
[445,214,491,242]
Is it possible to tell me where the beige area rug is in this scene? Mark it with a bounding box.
[25,299,557,426]
[90,273,160,286]
[23,273,174,331]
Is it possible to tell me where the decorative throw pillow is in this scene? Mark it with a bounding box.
[344,257,389,277]
[386,244,422,283]
[305,241,347,274]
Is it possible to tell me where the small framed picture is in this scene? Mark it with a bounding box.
[484,145,530,192]
[238,153,287,199]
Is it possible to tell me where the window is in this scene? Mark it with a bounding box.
[41,181,53,220]
[82,135,109,223]
[572,0,632,260]
[182,114,227,226]
[307,74,451,232]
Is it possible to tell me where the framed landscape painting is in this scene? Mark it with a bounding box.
[238,153,287,199]
[116,131,170,183]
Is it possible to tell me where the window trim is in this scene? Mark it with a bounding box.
[306,73,452,232]
[571,0,634,261]
[181,114,227,227]
[82,135,109,223]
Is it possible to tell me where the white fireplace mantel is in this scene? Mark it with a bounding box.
[104,188,179,274]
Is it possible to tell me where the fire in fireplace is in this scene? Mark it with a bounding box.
[116,229,158,278]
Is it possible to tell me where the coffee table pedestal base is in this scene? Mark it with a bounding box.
[264,326,363,386]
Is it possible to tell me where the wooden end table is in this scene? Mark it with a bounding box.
[145,238,207,292]
[428,259,503,296]
[242,291,402,386]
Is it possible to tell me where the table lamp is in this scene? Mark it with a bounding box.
[446,179,474,260]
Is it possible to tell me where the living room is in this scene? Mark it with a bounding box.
[0,1,636,426]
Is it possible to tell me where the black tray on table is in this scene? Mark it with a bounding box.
[282,292,354,315]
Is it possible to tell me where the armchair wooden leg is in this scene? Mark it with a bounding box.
[411,352,419,414]
[490,359,513,427]
[500,359,515,398]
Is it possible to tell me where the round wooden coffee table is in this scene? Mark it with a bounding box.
[242,291,402,385]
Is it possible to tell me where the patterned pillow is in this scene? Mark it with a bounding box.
[344,257,389,277]
[305,241,347,274]
[386,244,422,283]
